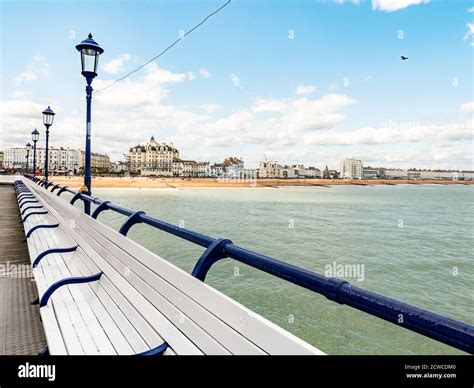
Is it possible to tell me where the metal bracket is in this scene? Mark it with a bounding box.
[191,238,233,281]
[22,211,48,223]
[50,183,61,192]
[26,223,60,238]
[19,199,39,208]
[136,342,169,356]
[119,211,146,236]
[21,204,43,215]
[57,186,69,196]
[16,191,34,200]
[38,346,49,356]
[91,201,111,219]
[40,272,103,307]
[32,245,79,268]
[70,192,84,205]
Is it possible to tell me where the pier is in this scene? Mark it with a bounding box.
[0,174,473,355]
[0,178,46,355]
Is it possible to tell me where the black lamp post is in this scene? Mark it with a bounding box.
[76,33,104,215]
[25,142,32,173]
[31,128,39,174]
[42,106,55,180]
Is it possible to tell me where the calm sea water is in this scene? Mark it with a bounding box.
[83,185,473,354]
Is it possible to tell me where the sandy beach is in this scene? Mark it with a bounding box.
[38,176,474,189]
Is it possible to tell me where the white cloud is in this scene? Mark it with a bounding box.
[1,100,46,119]
[468,7,474,13]
[182,93,356,150]
[0,100,54,149]
[2,61,471,170]
[199,68,211,79]
[101,53,132,74]
[252,98,288,113]
[296,84,316,96]
[372,0,429,12]
[304,122,473,146]
[187,72,195,80]
[14,55,48,86]
[463,22,474,42]
[200,103,220,113]
[460,101,474,114]
[94,62,187,108]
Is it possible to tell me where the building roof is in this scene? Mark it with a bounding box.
[223,157,243,166]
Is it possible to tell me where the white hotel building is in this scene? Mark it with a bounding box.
[340,157,363,179]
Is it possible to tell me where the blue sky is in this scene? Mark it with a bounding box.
[1,0,473,169]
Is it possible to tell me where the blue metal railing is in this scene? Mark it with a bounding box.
[23,174,474,354]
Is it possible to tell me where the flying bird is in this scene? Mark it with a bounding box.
[401,56,408,60]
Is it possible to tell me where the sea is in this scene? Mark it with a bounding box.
[87,184,473,354]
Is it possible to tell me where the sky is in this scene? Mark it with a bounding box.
[0,0,473,170]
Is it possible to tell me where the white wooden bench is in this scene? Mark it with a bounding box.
[17,178,324,355]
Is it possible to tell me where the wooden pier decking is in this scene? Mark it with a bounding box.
[0,182,46,355]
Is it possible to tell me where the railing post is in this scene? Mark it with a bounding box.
[119,211,146,236]
[191,238,233,281]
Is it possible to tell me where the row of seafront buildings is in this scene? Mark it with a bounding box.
[128,138,324,179]
[340,157,474,181]
[258,155,325,179]
[1,140,472,181]
[128,136,247,178]
[1,147,110,174]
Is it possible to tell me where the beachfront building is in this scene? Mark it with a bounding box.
[293,165,322,178]
[129,136,179,176]
[181,160,198,177]
[197,162,210,177]
[258,155,286,178]
[0,151,4,168]
[172,159,209,177]
[379,168,474,181]
[223,157,244,178]
[340,157,363,179]
[3,147,109,174]
[384,168,405,179]
[258,155,320,179]
[363,167,387,179]
[210,163,224,177]
[323,166,339,179]
[78,151,110,173]
[110,161,129,173]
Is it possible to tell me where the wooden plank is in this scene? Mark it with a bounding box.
[41,227,117,355]
[18,214,67,355]
[59,214,232,354]
[28,217,84,355]
[75,218,263,355]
